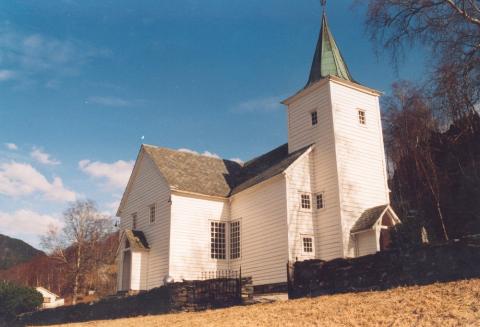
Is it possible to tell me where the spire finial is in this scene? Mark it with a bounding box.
[321,0,326,12]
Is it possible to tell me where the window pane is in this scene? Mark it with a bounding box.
[211,221,226,259]
[230,221,241,259]
[132,213,137,229]
[358,110,366,125]
[316,193,324,209]
[303,237,313,253]
[149,205,156,223]
[311,111,318,126]
[301,194,311,209]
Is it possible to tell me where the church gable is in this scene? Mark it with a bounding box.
[143,145,241,197]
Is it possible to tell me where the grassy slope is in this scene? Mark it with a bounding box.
[51,279,480,327]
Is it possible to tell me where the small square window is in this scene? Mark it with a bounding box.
[132,213,137,229]
[303,237,313,253]
[301,193,311,209]
[316,193,325,209]
[311,111,318,126]
[358,110,366,125]
[149,205,156,224]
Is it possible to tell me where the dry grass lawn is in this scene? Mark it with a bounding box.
[48,279,480,327]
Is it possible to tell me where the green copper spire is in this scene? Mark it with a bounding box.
[306,11,354,87]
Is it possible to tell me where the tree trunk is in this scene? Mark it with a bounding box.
[72,245,82,305]
[435,199,449,241]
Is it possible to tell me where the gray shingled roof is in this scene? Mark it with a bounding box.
[144,145,242,197]
[143,143,311,197]
[351,205,389,233]
[124,230,149,251]
[231,144,312,195]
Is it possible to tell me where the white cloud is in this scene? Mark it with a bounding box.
[0,25,110,87]
[79,159,134,189]
[0,162,76,202]
[86,96,131,107]
[178,148,221,159]
[230,158,244,165]
[232,96,283,113]
[0,209,62,246]
[0,69,16,81]
[30,148,61,165]
[202,151,221,159]
[5,143,18,150]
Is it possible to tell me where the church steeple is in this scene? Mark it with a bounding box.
[306,6,354,87]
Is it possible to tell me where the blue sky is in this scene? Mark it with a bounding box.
[0,0,424,248]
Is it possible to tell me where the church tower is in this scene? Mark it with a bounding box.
[282,5,399,258]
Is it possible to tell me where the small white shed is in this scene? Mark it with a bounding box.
[36,287,65,309]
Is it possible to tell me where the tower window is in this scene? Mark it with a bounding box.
[316,193,325,209]
[311,111,318,126]
[300,193,311,209]
[358,110,366,125]
[132,213,137,229]
[149,204,156,224]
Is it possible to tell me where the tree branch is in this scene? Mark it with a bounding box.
[444,0,480,26]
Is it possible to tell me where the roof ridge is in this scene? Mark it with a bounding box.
[144,144,241,165]
[242,143,288,167]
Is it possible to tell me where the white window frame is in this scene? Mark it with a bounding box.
[315,192,326,210]
[310,110,318,126]
[149,204,156,224]
[132,213,138,229]
[300,192,312,211]
[358,109,366,125]
[210,220,226,260]
[301,235,315,255]
[230,220,241,260]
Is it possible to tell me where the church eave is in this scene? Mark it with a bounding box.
[282,75,382,106]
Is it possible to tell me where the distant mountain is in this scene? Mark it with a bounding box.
[0,234,45,270]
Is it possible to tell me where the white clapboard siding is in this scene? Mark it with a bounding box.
[230,175,289,286]
[285,151,315,261]
[356,230,379,256]
[119,152,171,289]
[169,193,230,281]
[286,81,344,260]
[330,80,390,257]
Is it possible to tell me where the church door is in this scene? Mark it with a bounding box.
[380,228,392,251]
[122,251,132,290]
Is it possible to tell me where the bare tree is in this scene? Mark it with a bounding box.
[41,200,114,305]
[362,0,480,123]
[384,81,449,240]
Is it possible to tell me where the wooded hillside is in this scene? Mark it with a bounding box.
[0,234,44,270]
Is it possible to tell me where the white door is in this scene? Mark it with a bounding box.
[122,250,132,290]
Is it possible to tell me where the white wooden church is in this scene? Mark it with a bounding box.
[116,9,400,292]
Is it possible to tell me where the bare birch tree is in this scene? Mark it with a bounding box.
[41,200,113,305]
[384,81,450,240]
[362,0,480,124]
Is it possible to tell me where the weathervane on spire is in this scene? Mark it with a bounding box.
[321,0,327,14]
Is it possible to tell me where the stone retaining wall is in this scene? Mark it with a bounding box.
[18,277,253,326]
[288,235,480,299]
